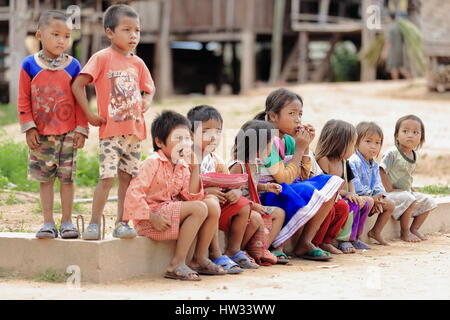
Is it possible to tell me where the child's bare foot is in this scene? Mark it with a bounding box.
[320,243,343,254]
[368,230,390,246]
[410,229,428,241]
[401,231,421,242]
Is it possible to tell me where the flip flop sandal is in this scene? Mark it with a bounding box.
[338,241,356,254]
[231,250,260,269]
[59,221,80,239]
[164,265,201,281]
[298,249,333,261]
[191,260,227,276]
[353,239,371,250]
[213,255,244,274]
[36,223,58,239]
[272,251,290,264]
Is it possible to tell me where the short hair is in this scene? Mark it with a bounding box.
[103,4,139,31]
[151,110,191,151]
[315,119,357,160]
[394,114,426,148]
[355,122,384,154]
[38,10,69,29]
[254,88,303,121]
[232,120,275,163]
[186,105,223,132]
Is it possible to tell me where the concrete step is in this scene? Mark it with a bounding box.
[1,198,449,283]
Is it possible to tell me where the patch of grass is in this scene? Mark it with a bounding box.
[76,149,99,188]
[11,219,29,233]
[0,104,18,126]
[3,192,25,205]
[34,268,67,283]
[418,185,450,195]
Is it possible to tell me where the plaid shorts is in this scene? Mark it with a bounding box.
[28,131,77,184]
[99,134,141,179]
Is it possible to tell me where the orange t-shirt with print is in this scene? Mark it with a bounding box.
[80,47,155,140]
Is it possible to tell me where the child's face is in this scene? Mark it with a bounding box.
[107,15,140,53]
[342,135,357,160]
[195,118,222,154]
[271,99,303,137]
[36,18,72,57]
[358,132,382,161]
[396,119,422,150]
[156,126,193,164]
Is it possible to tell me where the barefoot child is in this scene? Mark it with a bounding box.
[72,4,155,239]
[229,120,289,264]
[187,105,260,271]
[124,111,225,281]
[18,10,89,239]
[348,122,395,245]
[316,119,374,253]
[380,115,436,242]
[254,88,344,261]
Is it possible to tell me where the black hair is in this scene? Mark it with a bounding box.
[186,105,223,132]
[151,110,191,151]
[38,10,69,29]
[254,88,303,121]
[394,114,425,149]
[232,120,276,163]
[103,4,139,31]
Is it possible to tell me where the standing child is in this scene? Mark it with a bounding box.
[18,11,89,239]
[315,119,374,253]
[124,111,225,281]
[254,88,344,261]
[348,122,395,246]
[229,120,289,264]
[380,115,436,242]
[187,105,260,271]
[72,4,155,239]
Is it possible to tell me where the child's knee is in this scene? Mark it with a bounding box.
[271,207,285,220]
[204,199,221,220]
[238,204,251,218]
[249,210,264,228]
[99,177,115,189]
[191,201,208,220]
[385,198,395,212]
[367,197,375,207]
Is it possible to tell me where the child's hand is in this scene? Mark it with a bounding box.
[87,113,106,127]
[267,183,282,194]
[252,203,267,215]
[293,127,311,151]
[303,124,316,141]
[345,192,365,207]
[205,187,227,204]
[26,128,40,149]
[149,212,171,232]
[73,132,86,149]
[225,189,242,205]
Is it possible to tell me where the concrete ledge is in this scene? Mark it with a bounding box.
[1,198,449,283]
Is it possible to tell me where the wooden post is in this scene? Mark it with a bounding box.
[311,34,340,82]
[9,0,29,105]
[269,0,285,86]
[154,0,173,100]
[298,31,309,83]
[361,0,376,81]
[240,0,255,94]
[318,0,330,24]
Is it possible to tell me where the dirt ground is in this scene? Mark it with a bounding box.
[1,79,450,300]
[1,233,449,300]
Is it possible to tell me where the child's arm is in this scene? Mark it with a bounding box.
[380,168,394,192]
[71,74,106,127]
[348,161,372,196]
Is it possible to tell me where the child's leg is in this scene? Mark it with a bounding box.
[368,198,394,245]
[225,204,251,256]
[209,230,223,261]
[267,208,284,247]
[410,211,430,240]
[190,197,223,271]
[321,200,350,254]
[40,181,55,224]
[116,169,132,224]
[60,182,74,223]
[400,201,421,242]
[90,177,115,225]
[294,195,336,256]
[167,201,208,277]
[240,210,263,249]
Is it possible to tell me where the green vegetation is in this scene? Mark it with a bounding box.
[418,185,450,196]
[331,42,359,82]
[0,104,18,126]
[34,268,67,283]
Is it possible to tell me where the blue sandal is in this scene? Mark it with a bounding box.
[352,239,371,250]
[36,223,58,239]
[338,241,356,254]
[231,250,259,269]
[59,221,80,239]
[213,255,243,274]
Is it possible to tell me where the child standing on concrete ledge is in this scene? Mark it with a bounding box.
[72,4,155,240]
[124,111,226,281]
[18,10,89,239]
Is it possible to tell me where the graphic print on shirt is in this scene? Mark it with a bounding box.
[107,68,142,122]
[31,84,73,130]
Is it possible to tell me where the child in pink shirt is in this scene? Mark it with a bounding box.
[124,111,226,281]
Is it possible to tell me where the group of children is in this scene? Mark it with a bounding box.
[18,5,437,281]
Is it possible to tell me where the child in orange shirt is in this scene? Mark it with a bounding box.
[72,4,155,240]
[124,111,225,280]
